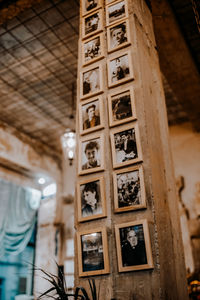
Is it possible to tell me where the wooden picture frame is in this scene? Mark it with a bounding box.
[82,0,102,17]
[107,51,134,88]
[113,165,146,213]
[77,176,107,222]
[79,132,104,175]
[82,9,103,40]
[110,123,142,169]
[107,19,131,53]
[79,95,104,135]
[77,227,110,277]
[115,219,154,272]
[80,64,103,100]
[82,33,105,66]
[106,0,128,26]
[105,0,118,4]
[108,87,136,127]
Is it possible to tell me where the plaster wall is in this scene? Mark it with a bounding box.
[169,122,200,273]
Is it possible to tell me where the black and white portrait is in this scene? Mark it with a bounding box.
[81,232,104,272]
[83,36,101,63]
[116,169,141,208]
[84,11,101,36]
[109,53,131,85]
[84,0,98,13]
[82,99,100,130]
[81,137,101,171]
[82,67,100,96]
[109,21,128,50]
[80,180,102,218]
[111,90,132,122]
[114,128,138,164]
[119,224,147,267]
[107,0,126,25]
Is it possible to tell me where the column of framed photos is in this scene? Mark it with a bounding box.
[77,0,153,278]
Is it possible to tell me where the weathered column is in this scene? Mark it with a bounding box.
[75,0,188,299]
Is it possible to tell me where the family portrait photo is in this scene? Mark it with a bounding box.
[108,52,133,87]
[82,0,101,16]
[108,89,136,127]
[83,34,104,65]
[81,65,102,98]
[115,220,153,272]
[79,97,103,134]
[113,165,146,212]
[77,177,106,221]
[110,124,142,168]
[77,228,109,276]
[107,20,130,52]
[106,0,127,26]
[79,135,104,174]
[83,10,102,38]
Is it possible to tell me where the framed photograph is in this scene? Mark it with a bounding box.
[113,165,146,213]
[82,33,105,66]
[106,0,128,26]
[108,87,136,127]
[77,176,106,222]
[106,0,117,4]
[110,123,142,168]
[77,227,109,276]
[82,10,103,39]
[107,51,134,87]
[79,133,104,175]
[80,64,103,99]
[79,96,104,135]
[115,220,154,272]
[107,19,131,53]
[82,0,102,16]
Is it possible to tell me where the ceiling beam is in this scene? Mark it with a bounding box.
[151,0,200,131]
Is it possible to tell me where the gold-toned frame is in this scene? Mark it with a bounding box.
[107,50,134,88]
[110,122,143,169]
[106,0,128,27]
[82,33,105,66]
[115,219,154,272]
[82,9,103,40]
[107,19,131,53]
[77,176,107,222]
[80,63,104,100]
[77,227,110,277]
[82,0,103,17]
[79,95,104,135]
[113,164,146,213]
[108,87,136,127]
[79,132,104,175]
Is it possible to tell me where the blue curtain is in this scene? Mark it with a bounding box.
[0,179,41,258]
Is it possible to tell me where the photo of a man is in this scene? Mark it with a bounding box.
[81,139,101,170]
[83,102,100,130]
[81,180,102,217]
[110,22,127,49]
[110,54,130,83]
[120,225,147,267]
[114,128,138,164]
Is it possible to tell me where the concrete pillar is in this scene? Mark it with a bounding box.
[75,0,188,299]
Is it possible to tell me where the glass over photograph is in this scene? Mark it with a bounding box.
[109,53,130,84]
[109,21,128,50]
[84,11,101,36]
[81,232,104,272]
[83,36,101,64]
[81,137,101,170]
[111,90,132,122]
[116,169,141,208]
[80,180,103,218]
[82,99,100,130]
[119,224,147,267]
[107,0,126,25]
[114,128,138,164]
[82,67,100,96]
